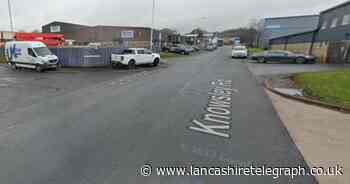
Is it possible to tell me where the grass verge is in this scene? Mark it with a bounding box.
[294,69,350,108]
[0,57,7,64]
[248,48,264,54]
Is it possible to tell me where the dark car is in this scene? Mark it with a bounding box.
[251,50,317,64]
[162,45,171,52]
[170,44,191,55]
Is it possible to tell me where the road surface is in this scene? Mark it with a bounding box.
[0,47,317,183]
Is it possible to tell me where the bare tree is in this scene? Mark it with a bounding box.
[190,28,207,38]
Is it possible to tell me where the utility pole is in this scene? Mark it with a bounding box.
[150,0,155,51]
[8,0,15,32]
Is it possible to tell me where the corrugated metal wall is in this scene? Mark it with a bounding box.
[50,47,124,67]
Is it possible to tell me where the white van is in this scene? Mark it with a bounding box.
[5,41,60,72]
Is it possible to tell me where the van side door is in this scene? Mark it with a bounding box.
[27,48,38,65]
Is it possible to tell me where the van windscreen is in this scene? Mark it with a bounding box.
[33,47,52,57]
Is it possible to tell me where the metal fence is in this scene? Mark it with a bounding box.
[327,41,350,64]
[0,47,4,58]
[1,46,158,67]
[50,47,124,67]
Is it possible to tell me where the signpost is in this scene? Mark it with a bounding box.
[7,0,14,32]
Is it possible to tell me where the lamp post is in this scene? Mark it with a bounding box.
[150,0,155,51]
[8,0,15,32]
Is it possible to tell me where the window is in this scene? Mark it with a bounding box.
[122,49,135,54]
[145,49,152,54]
[267,51,287,56]
[33,47,52,57]
[330,17,339,28]
[50,25,61,33]
[137,50,145,54]
[342,14,350,25]
[321,21,328,30]
[28,48,36,57]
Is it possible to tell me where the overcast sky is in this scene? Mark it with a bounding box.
[0,0,346,33]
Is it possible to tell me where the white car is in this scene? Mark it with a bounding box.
[111,48,160,69]
[232,46,248,58]
[5,41,60,72]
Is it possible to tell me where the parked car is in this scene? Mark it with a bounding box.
[251,50,316,64]
[5,41,60,72]
[185,45,195,53]
[170,44,191,55]
[111,48,160,69]
[218,40,224,47]
[162,45,171,52]
[232,45,248,58]
[206,44,217,51]
[193,46,201,52]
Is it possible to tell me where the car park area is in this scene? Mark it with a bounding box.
[0,63,166,114]
[2,0,350,183]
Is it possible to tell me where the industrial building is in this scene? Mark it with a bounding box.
[0,31,15,58]
[270,1,350,64]
[42,21,161,49]
[259,15,320,48]
[0,31,15,46]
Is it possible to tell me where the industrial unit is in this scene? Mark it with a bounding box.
[270,1,350,64]
[42,21,161,49]
[259,15,320,48]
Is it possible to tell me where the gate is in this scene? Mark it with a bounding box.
[327,41,350,64]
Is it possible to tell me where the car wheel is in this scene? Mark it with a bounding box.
[36,65,43,72]
[10,62,17,70]
[258,57,266,63]
[295,57,306,64]
[112,63,119,69]
[128,60,136,70]
[54,63,61,71]
[153,58,160,67]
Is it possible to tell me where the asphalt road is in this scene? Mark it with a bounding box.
[0,47,317,184]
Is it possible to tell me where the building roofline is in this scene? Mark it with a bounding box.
[42,21,90,28]
[94,25,151,30]
[321,0,350,14]
[269,30,317,41]
[43,21,151,30]
[264,14,319,20]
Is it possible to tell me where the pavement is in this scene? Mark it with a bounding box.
[266,90,350,184]
[0,47,317,183]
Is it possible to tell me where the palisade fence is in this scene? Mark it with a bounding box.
[327,41,350,64]
[0,47,5,58]
[50,47,125,67]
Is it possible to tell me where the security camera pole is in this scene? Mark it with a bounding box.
[8,0,15,32]
[150,0,155,51]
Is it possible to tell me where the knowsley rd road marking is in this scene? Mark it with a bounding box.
[189,80,237,139]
